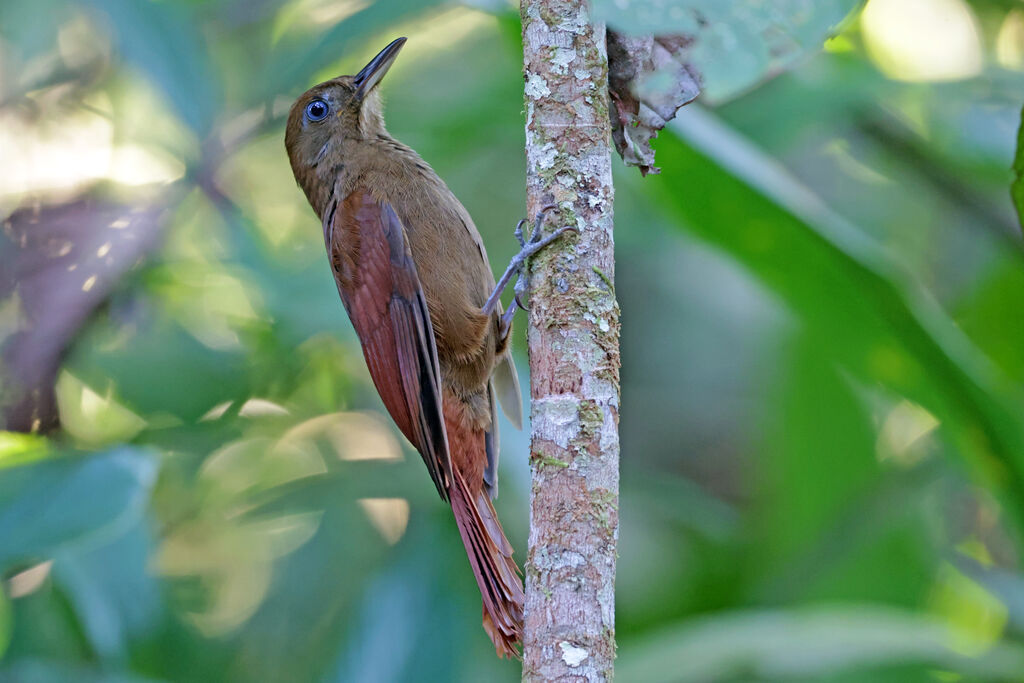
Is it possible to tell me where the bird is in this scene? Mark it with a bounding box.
[284,37,573,657]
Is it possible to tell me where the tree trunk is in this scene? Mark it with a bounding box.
[520,2,620,680]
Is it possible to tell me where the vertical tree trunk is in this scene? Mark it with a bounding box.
[520,2,620,680]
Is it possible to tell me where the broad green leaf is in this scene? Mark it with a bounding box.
[265,0,448,100]
[0,660,157,683]
[82,0,218,134]
[649,107,1024,529]
[0,448,157,569]
[592,0,862,102]
[1012,104,1024,232]
[0,432,49,470]
[52,521,164,663]
[0,591,11,660]
[0,0,69,63]
[617,607,1024,682]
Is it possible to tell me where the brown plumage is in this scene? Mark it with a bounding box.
[284,37,525,656]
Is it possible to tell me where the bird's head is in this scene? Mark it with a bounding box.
[285,37,405,191]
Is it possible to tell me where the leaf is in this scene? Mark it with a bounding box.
[1012,104,1024,233]
[0,448,157,569]
[0,660,158,683]
[647,107,1024,529]
[265,0,448,100]
[82,0,218,134]
[593,0,862,102]
[0,592,11,661]
[0,188,173,433]
[617,607,1024,682]
[52,520,164,662]
[607,31,700,175]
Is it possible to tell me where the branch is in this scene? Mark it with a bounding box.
[521,2,621,680]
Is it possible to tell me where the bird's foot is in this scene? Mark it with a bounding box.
[481,204,577,338]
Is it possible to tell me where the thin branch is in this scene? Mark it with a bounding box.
[521,1,621,680]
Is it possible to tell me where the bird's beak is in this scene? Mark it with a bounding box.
[353,37,407,100]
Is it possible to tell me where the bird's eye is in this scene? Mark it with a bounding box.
[305,99,329,122]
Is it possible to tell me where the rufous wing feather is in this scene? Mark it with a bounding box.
[326,188,451,499]
[326,188,524,655]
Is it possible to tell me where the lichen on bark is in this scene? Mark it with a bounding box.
[520,1,621,681]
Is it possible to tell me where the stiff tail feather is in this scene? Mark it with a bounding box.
[449,469,525,657]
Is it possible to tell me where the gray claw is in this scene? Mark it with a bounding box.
[480,204,575,320]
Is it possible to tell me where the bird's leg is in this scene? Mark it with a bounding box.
[481,205,577,337]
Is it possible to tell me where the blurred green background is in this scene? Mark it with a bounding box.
[2,0,1024,681]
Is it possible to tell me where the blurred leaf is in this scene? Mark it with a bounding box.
[55,371,147,446]
[0,0,70,63]
[956,258,1024,384]
[265,0,446,97]
[592,0,861,102]
[0,448,157,569]
[0,591,11,660]
[0,188,173,433]
[0,432,50,470]
[52,520,164,663]
[0,660,159,683]
[653,107,1024,528]
[617,607,1024,682]
[1012,104,1024,232]
[83,0,218,135]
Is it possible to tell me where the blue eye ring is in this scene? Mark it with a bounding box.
[305,98,329,122]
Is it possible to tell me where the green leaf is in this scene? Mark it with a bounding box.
[52,521,163,663]
[617,607,1024,682]
[0,448,157,569]
[1012,104,1024,233]
[0,660,157,683]
[82,0,218,134]
[592,0,862,102]
[647,107,1024,528]
[265,0,448,100]
[0,591,11,660]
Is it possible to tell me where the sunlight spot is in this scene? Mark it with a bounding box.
[270,0,369,44]
[358,498,409,545]
[81,274,97,292]
[67,263,77,272]
[56,241,73,257]
[237,398,290,418]
[0,430,48,467]
[8,561,53,598]
[861,0,982,82]
[108,145,185,187]
[877,400,939,465]
[929,563,1007,656]
[247,512,323,558]
[200,401,233,421]
[281,412,403,462]
[825,139,892,185]
[0,103,183,203]
[56,370,147,445]
[110,218,130,229]
[996,10,1024,70]
[96,241,112,258]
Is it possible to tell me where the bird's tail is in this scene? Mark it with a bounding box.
[449,468,524,657]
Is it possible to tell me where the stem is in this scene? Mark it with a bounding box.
[520,2,620,680]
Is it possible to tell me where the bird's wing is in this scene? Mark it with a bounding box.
[326,187,452,500]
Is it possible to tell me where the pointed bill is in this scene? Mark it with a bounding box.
[353,37,407,100]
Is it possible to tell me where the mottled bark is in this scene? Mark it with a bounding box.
[520,2,620,681]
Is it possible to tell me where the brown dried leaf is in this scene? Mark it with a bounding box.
[607,31,701,176]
